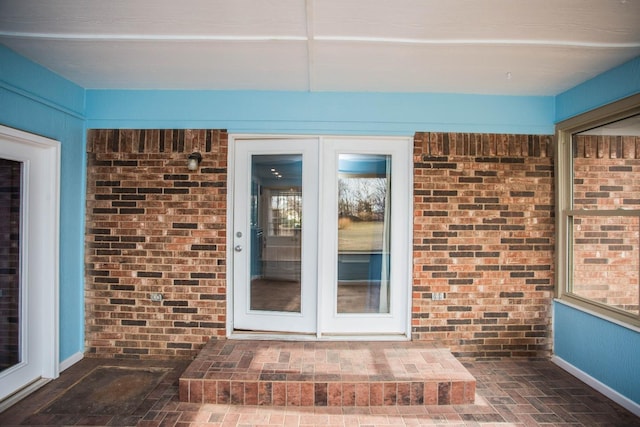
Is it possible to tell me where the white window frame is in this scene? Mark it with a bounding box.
[555,94,640,328]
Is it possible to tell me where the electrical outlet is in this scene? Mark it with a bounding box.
[150,293,163,302]
[432,292,446,301]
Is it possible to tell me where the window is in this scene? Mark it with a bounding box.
[268,189,302,237]
[556,94,640,327]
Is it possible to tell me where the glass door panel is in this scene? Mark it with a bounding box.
[250,155,302,313]
[337,154,391,314]
[0,159,21,373]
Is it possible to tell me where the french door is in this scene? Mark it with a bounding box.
[231,136,411,337]
[232,139,318,333]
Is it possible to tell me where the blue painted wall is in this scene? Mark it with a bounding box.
[554,302,640,404]
[86,90,555,135]
[556,56,640,122]
[0,45,86,363]
[553,55,640,406]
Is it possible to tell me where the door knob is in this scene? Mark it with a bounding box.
[234,245,243,252]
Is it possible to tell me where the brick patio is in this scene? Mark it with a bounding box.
[1,355,637,426]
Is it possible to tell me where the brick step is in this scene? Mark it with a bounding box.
[179,339,476,406]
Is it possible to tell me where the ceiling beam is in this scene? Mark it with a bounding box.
[305,0,316,92]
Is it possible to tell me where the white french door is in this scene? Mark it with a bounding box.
[232,139,319,333]
[0,126,59,405]
[318,138,411,335]
[230,136,411,337]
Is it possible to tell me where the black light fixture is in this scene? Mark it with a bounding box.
[187,152,202,171]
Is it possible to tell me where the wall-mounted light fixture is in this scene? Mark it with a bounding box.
[187,152,202,171]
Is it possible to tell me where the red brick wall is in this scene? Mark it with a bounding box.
[572,135,640,314]
[85,129,556,360]
[85,129,228,359]
[412,133,555,359]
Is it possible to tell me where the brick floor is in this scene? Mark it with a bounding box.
[0,349,638,426]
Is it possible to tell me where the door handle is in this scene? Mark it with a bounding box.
[234,245,243,252]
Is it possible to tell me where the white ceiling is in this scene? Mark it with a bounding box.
[1,0,639,95]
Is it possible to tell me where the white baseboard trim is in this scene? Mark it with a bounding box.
[59,352,84,372]
[552,355,640,417]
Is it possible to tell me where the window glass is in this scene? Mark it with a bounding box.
[571,215,639,315]
[565,111,640,322]
[0,159,21,372]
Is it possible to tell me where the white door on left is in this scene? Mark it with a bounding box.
[0,126,59,405]
[232,138,319,334]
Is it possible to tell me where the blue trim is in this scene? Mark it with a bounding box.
[86,90,555,135]
[0,46,85,117]
[555,56,640,122]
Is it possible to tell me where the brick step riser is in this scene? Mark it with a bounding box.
[179,379,475,406]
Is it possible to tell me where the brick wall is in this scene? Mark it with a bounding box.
[412,133,555,359]
[85,129,228,359]
[0,159,21,369]
[85,129,557,360]
[572,135,640,313]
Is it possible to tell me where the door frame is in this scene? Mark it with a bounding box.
[227,134,413,340]
[0,125,60,406]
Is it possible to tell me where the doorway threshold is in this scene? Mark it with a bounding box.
[0,377,51,413]
[230,330,411,342]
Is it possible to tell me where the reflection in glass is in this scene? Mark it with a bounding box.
[250,155,302,312]
[337,154,391,313]
[571,215,639,315]
[0,159,21,373]
[569,113,640,316]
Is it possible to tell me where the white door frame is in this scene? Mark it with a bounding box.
[0,125,60,405]
[227,134,413,340]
